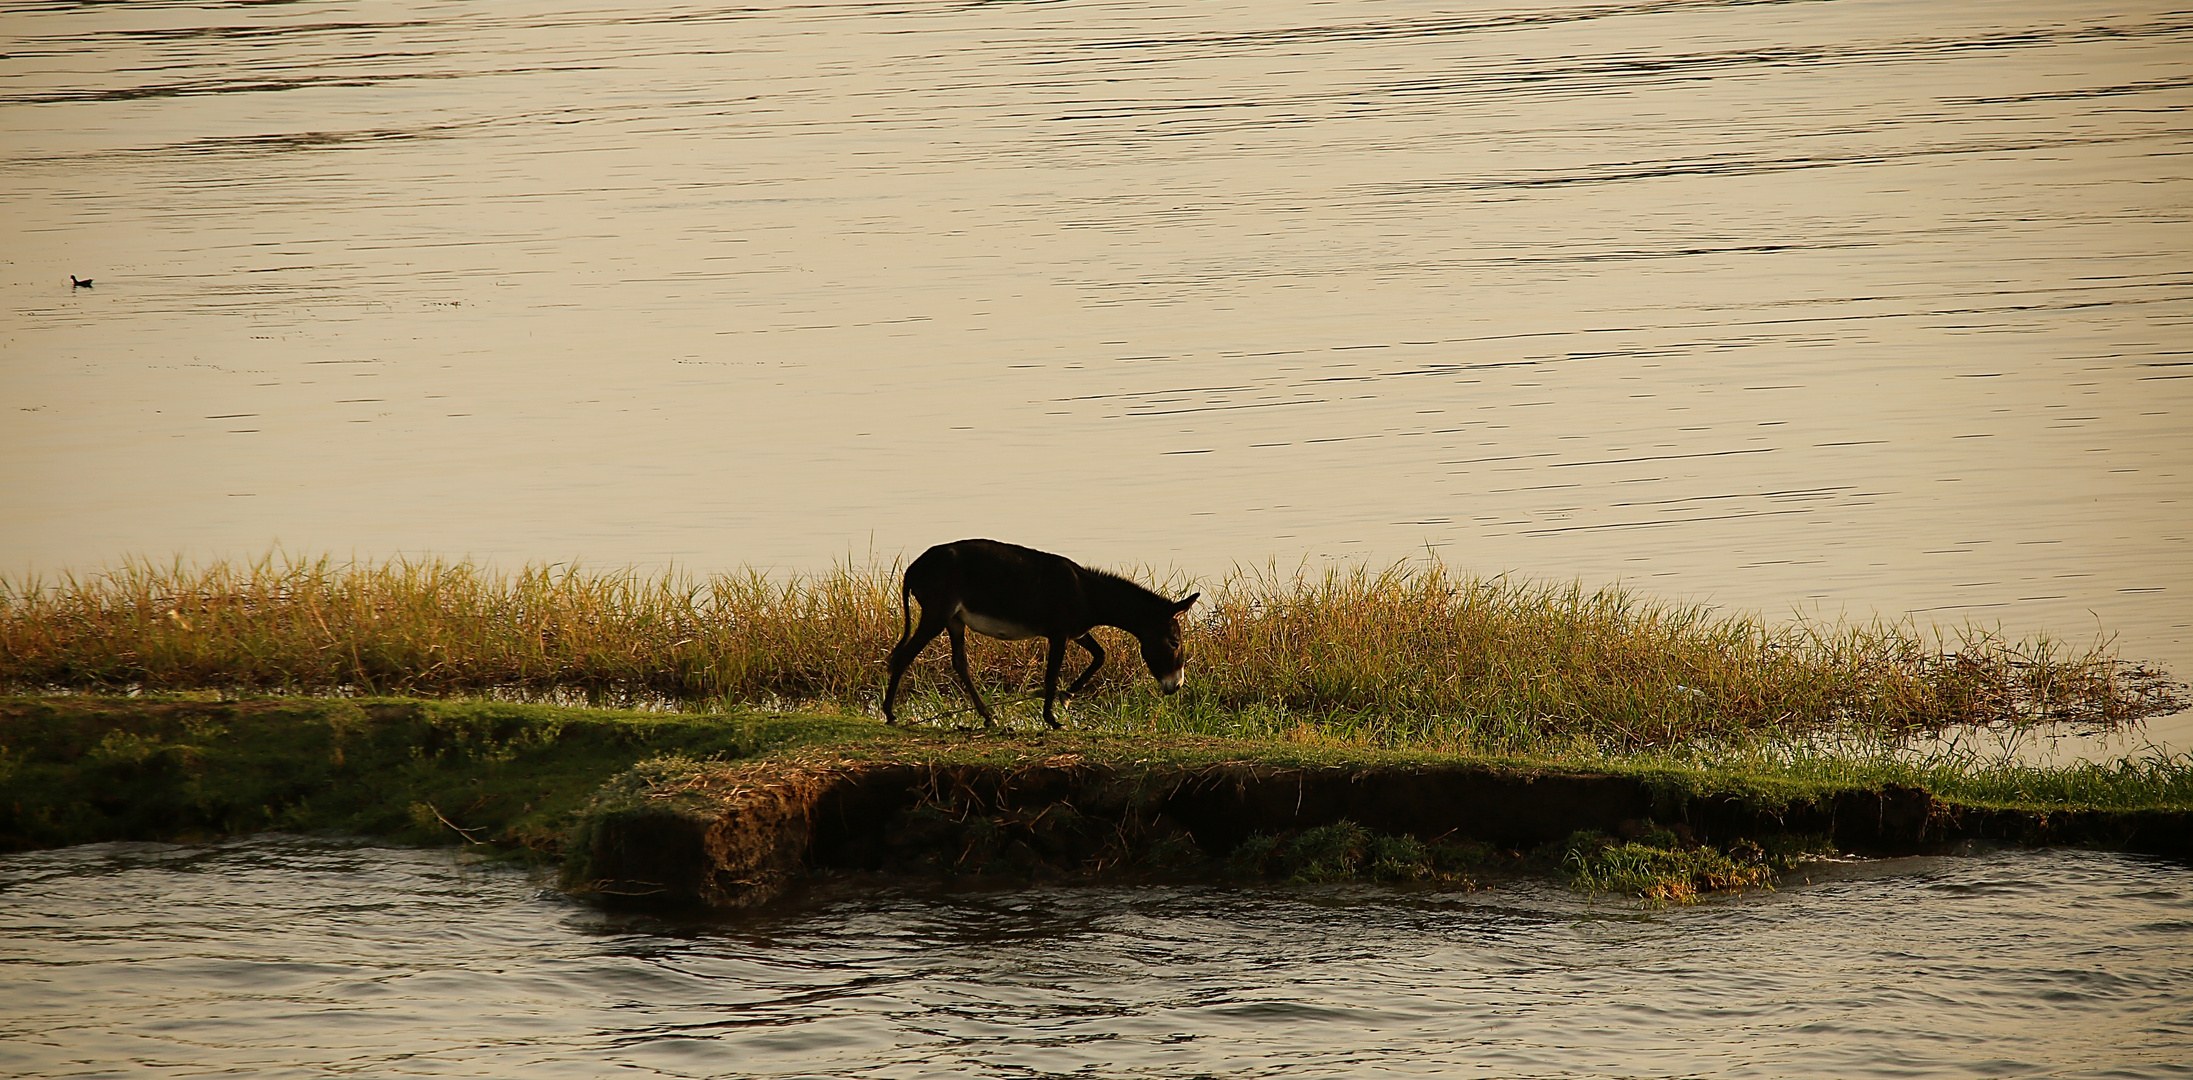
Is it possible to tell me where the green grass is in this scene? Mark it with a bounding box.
[1553,736,2193,816]
[3,553,2181,752]
[9,694,2189,850]
[0,694,868,852]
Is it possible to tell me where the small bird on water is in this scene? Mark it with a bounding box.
[70,275,93,288]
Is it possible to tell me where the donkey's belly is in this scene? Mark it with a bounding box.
[960,609,1043,641]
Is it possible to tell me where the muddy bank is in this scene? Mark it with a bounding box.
[564,758,2193,908]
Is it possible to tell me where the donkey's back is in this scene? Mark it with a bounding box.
[901,538,1094,638]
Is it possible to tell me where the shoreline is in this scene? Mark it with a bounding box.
[6,695,2188,907]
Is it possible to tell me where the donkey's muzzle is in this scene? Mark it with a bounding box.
[1158,670,1184,695]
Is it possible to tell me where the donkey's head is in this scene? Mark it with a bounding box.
[1140,593,1200,693]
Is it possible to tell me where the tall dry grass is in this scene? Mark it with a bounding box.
[1183,562,2181,746]
[1,553,2180,748]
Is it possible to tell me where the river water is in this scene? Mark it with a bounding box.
[1,835,2188,1078]
[3,0,2189,732]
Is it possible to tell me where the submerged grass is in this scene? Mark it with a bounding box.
[2,553,2182,752]
[1226,820,1835,903]
[1226,820,1496,886]
[1559,829,1781,904]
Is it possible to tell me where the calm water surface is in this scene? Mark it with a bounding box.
[3,0,2189,741]
[1,835,2188,1078]
[6,9,2190,1070]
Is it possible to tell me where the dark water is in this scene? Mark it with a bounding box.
[2,0,2188,742]
[3,835,2188,1078]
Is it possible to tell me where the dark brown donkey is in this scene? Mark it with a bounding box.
[882,539,1199,728]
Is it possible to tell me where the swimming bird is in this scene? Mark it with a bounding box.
[70,275,93,288]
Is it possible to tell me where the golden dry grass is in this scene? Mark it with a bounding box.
[1,553,2180,750]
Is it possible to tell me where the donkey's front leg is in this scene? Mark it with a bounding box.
[1063,633,1107,696]
[1041,636,1069,729]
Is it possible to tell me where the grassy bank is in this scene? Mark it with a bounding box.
[0,695,842,852]
[3,554,2182,751]
[6,696,2190,904]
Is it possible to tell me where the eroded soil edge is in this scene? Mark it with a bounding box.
[564,758,2193,907]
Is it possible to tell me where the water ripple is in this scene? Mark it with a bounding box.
[33,839,2189,1076]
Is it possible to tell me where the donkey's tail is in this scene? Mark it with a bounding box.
[896,572,914,645]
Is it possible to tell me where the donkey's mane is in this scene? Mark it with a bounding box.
[1080,563,1169,606]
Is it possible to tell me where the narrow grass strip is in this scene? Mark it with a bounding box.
[2,553,2181,751]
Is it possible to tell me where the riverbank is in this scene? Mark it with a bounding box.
[6,695,2188,907]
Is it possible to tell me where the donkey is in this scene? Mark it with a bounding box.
[882,539,1199,729]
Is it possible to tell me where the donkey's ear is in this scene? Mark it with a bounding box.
[1174,592,1200,613]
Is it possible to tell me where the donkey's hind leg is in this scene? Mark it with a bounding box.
[945,623,997,726]
[882,613,948,725]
